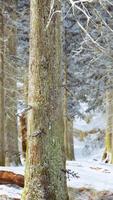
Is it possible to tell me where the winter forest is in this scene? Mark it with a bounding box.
[0,0,113,199]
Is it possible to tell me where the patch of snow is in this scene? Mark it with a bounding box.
[0,185,22,199]
[67,160,113,192]
[0,166,24,175]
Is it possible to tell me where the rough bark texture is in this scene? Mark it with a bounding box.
[22,0,68,200]
[0,4,5,166]
[4,0,20,165]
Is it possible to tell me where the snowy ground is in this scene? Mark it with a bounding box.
[0,109,112,199]
[66,132,113,192]
[67,159,113,192]
[0,136,113,199]
[0,167,24,199]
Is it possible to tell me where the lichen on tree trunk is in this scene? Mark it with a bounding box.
[22,0,69,200]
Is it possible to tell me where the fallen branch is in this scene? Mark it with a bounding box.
[0,171,24,187]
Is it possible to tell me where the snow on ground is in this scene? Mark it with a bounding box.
[67,160,113,192]
[0,166,24,175]
[0,185,22,199]
[67,107,113,193]
[0,136,113,199]
[0,107,110,199]
[67,132,113,192]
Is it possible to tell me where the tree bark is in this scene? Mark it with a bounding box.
[67,119,75,160]
[102,89,113,163]
[62,7,74,160]
[4,0,20,165]
[0,3,5,166]
[22,0,69,200]
[63,65,74,160]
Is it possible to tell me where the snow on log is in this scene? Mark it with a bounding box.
[0,171,24,187]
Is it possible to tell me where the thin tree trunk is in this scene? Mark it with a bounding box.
[22,0,69,199]
[67,119,75,160]
[0,4,5,166]
[102,89,113,163]
[63,63,69,159]
[4,1,20,165]
[63,65,74,160]
[62,6,74,160]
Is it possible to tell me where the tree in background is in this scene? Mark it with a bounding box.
[4,0,20,165]
[0,2,5,166]
[63,61,74,160]
[102,89,113,163]
[22,0,68,199]
[62,1,113,162]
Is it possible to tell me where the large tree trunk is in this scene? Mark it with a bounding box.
[4,1,20,165]
[0,3,5,166]
[22,0,69,200]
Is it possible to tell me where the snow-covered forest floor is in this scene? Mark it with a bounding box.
[67,111,113,200]
[67,137,113,200]
[1,112,113,200]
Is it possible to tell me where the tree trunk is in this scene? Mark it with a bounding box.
[4,1,20,165]
[18,113,27,160]
[0,3,5,166]
[67,119,75,160]
[102,89,113,163]
[63,64,69,159]
[63,65,74,160]
[62,4,74,160]
[22,0,69,200]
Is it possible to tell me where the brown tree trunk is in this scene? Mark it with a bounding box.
[18,114,27,160]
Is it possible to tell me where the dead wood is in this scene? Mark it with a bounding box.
[0,171,24,187]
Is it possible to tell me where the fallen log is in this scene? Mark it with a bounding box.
[0,171,24,187]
